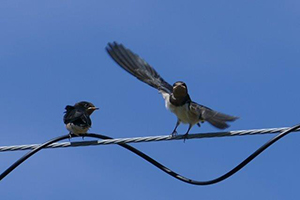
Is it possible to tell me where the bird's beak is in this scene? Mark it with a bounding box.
[88,107,99,111]
[173,84,187,97]
[86,106,99,115]
[174,84,185,90]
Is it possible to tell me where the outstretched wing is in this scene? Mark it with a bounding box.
[106,42,173,94]
[190,102,238,129]
[63,106,91,127]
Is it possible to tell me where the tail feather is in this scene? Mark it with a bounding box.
[206,117,230,129]
[204,109,238,129]
[190,102,238,129]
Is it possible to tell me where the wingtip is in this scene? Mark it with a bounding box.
[232,116,240,121]
[105,46,110,53]
[106,42,113,50]
[106,41,126,53]
[107,41,120,46]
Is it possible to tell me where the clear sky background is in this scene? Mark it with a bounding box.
[1,0,300,199]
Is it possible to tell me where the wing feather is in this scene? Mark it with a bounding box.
[63,107,91,127]
[106,42,173,94]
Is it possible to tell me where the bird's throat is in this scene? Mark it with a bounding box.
[170,94,191,106]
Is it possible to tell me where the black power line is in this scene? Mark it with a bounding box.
[1,124,299,184]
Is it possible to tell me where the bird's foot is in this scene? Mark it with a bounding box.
[77,132,85,140]
[183,133,189,143]
[171,130,178,137]
[68,132,72,141]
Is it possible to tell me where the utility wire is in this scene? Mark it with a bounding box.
[1,124,299,184]
[0,126,299,152]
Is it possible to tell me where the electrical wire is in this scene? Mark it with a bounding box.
[1,126,299,152]
[1,124,299,184]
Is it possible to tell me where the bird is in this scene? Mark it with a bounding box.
[63,101,99,137]
[106,42,238,140]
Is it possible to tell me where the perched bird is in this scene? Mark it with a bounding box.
[106,42,238,139]
[63,101,99,137]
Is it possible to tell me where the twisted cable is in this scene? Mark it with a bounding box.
[1,124,299,184]
[0,126,299,152]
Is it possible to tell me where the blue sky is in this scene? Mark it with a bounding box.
[1,0,300,199]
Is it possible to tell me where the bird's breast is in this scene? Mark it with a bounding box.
[164,96,199,125]
[66,123,90,135]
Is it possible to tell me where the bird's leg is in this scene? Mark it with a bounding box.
[171,120,180,137]
[183,124,192,142]
[68,132,72,141]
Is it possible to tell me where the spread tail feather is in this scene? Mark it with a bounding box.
[204,110,238,129]
[190,102,238,129]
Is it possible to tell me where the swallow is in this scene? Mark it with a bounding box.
[63,101,99,137]
[106,42,238,139]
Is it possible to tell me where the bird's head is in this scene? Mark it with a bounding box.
[74,101,99,115]
[172,81,188,98]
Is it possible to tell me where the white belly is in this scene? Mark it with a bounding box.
[163,93,199,125]
[66,123,89,135]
